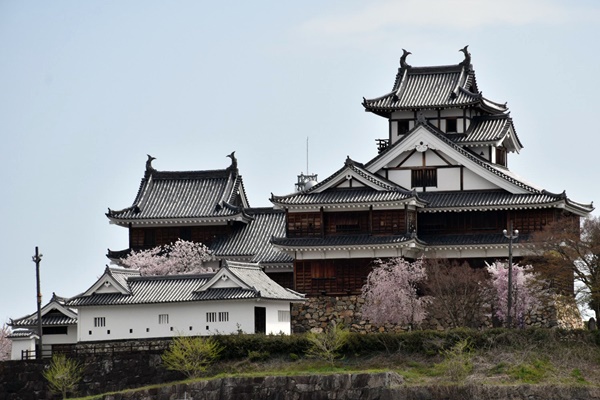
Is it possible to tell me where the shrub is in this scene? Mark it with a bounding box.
[305,322,350,365]
[161,336,224,378]
[247,350,270,362]
[43,354,84,399]
[436,338,473,382]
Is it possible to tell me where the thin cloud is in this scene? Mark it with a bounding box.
[300,0,595,36]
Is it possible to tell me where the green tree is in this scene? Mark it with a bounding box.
[161,335,224,378]
[42,353,84,399]
[305,321,349,365]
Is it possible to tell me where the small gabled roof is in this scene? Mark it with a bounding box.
[81,266,140,297]
[199,261,304,301]
[362,53,508,116]
[67,261,304,307]
[8,329,39,340]
[452,114,523,152]
[271,157,425,209]
[10,293,78,328]
[106,156,251,227]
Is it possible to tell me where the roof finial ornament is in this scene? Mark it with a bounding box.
[145,154,156,174]
[459,45,471,69]
[400,49,412,69]
[227,151,238,174]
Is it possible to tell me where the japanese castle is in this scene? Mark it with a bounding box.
[107,47,592,297]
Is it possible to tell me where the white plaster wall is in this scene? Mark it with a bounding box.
[43,325,77,345]
[425,150,447,166]
[439,109,463,118]
[387,169,411,189]
[391,111,413,119]
[470,146,490,161]
[434,168,461,191]
[263,301,292,335]
[77,300,293,342]
[399,152,422,167]
[462,168,500,190]
[10,338,35,360]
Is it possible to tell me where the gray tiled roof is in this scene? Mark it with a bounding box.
[452,115,523,148]
[271,188,415,206]
[211,208,292,264]
[10,315,77,327]
[8,329,37,339]
[271,234,416,249]
[363,64,507,114]
[222,261,303,300]
[67,262,303,307]
[418,190,568,211]
[106,169,249,222]
[10,295,78,327]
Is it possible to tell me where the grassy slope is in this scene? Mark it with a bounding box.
[72,328,600,399]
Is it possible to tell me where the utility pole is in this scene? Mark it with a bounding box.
[503,223,519,328]
[32,247,43,359]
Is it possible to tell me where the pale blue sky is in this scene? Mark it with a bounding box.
[2,1,599,324]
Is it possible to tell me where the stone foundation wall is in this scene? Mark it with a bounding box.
[292,293,583,333]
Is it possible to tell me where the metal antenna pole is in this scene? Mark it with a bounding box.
[503,222,519,328]
[306,137,309,175]
[32,247,43,359]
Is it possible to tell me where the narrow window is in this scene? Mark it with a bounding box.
[207,312,217,323]
[446,118,457,133]
[129,329,133,334]
[94,317,106,327]
[158,314,169,324]
[278,310,291,322]
[411,168,437,188]
[218,312,229,322]
[398,120,410,135]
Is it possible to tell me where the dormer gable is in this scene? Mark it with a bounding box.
[40,295,78,321]
[196,262,253,291]
[81,266,138,296]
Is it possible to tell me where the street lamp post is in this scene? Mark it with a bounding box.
[503,222,519,328]
[32,247,43,359]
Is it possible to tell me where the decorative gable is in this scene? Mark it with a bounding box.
[197,266,249,291]
[367,124,535,194]
[81,267,135,296]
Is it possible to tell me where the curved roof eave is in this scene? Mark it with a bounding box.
[107,213,251,226]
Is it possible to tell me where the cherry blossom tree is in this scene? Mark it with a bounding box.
[487,261,544,327]
[0,323,11,361]
[361,257,430,328]
[122,239,215,276]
